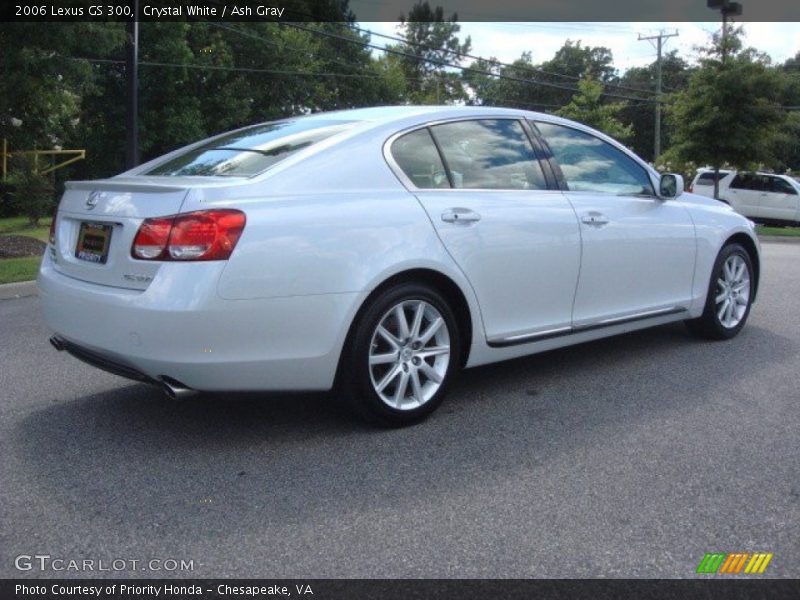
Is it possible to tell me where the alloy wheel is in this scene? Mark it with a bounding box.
[715,253,751,329]
[368,299,451,410]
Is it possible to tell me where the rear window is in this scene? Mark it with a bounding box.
[146,119,357,177]
[695,171,730,185]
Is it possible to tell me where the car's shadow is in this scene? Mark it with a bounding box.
[10,322,797,530]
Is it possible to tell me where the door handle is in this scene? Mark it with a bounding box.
[581,212,609,226]
[442,208,481,224]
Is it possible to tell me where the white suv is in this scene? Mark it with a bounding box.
[690,169,800,225]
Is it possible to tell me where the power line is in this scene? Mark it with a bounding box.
[66,56,425,80]
[345,22,664,97]
[278,22,668,105]
[60,56,799,112]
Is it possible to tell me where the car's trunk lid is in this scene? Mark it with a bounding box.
[51,179,191,290]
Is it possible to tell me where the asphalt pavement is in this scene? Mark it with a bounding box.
[1,243,798,578]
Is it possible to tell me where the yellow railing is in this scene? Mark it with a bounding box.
[1,138,86,180]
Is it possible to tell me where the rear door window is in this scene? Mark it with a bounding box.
[146,119,356,177]
[695,171,729,186]
[429,119,548,190]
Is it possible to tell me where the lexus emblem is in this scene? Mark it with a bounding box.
[86,191,101,210]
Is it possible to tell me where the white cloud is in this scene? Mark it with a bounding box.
[360,21,800,73]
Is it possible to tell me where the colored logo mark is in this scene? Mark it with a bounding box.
[696,552,773,574]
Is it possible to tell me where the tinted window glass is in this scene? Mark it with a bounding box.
[695,173,715,185]
[146,120,356,177]
[430,120,547,190]
[696,171,730,185]
[771,177,797,195]
[754,175,771,192]
[391,128,450,189]
[737,174,771,192]
[536,122,654,195]
[730,173,750,189]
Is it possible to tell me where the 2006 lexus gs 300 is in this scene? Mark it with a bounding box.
[39,106,760,426]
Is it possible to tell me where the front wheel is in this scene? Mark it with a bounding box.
[686,243,754,340]
[340,283,461,427]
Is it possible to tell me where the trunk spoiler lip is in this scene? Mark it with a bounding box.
[64,175,244,193]
[65,180,188,193]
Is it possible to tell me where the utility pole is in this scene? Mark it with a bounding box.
[125,0,140,170]
[638,30,678,162]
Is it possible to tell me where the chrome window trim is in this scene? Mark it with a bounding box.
[383,115,551,193]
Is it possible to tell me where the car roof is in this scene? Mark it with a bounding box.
[297,105,544,124]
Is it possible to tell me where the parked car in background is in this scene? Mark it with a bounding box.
[690,169,800,225]
[39,106,761,426]
[688,169,733,194]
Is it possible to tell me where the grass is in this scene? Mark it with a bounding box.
[0,255,42,285]
[756,225,800,238]
[0,216,50,284]
[0,216,52,242]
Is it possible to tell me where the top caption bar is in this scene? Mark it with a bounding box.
[2,0,800,22]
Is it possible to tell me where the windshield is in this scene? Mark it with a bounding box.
[145,119,357,177]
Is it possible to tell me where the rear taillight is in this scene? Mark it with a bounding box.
[132,209,246,261]
[688,185,693,193]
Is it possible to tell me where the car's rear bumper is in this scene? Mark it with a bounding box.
[37,254,362,392]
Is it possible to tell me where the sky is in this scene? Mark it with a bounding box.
[361,22,800,72]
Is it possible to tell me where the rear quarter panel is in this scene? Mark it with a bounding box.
[177,126,486,361]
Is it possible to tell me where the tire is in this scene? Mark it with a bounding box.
[339,282,461,427]
[685,243,754,340]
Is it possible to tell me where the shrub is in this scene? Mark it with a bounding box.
[3,157,55,226]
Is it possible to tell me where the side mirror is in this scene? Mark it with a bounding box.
[658,173,684,199]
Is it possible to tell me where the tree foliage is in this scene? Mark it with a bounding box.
[3,156,55,225]
[555,76,633,142]
[666,27,787,196]
[618,51,692,161]
[465,40,617,112]
[2,11,799,197]
[394,1,471,104]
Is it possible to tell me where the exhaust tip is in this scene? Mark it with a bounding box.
[159,377,198,401]
[49,336,65,351]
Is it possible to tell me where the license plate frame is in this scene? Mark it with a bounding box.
[75,222,113,264]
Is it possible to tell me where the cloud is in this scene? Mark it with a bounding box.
[360,21,800,72]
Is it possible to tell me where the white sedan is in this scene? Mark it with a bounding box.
[39,106,760,426]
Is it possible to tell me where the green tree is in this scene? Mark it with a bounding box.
[618,51,692,161]
[465,40,618,112]
[394,1,471,103]
[0,24,125,157]
[667,28,786,198]
[555,76,633,141]
[775,52,800,172]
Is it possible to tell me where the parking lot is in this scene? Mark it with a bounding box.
[1,242,798,578]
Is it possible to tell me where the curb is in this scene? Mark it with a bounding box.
[0,280,38,300]
[757,235,800,244]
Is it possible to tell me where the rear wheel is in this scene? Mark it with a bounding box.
[340,283,460,427]
[685,243,754,340]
